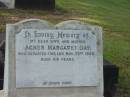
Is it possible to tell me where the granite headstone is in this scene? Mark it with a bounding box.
[4,19,103,97]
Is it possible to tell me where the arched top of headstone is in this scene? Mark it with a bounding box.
[55,20,101,31]
[13,19,52,25]
[8,19,102,34]
[8,19,54,34]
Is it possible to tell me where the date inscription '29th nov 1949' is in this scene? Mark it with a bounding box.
[16,29,98,88]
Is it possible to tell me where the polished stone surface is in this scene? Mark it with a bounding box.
[16,29,98,88]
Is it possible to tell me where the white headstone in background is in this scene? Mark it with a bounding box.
[0,0,15,8]
[4,19,103,97]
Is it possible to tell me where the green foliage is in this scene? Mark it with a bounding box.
[0,0,130,96]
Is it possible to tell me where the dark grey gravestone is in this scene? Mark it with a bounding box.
[103,59,119,97]
[15,0,55,9]
[0,40,5,90]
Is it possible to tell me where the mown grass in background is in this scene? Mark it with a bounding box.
[56,0,130,96]
[0,0,130,96]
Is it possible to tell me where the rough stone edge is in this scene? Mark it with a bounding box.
[10,19,54,33]
[4,19,54,97]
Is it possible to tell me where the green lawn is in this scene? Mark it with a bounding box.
[57,1,130,96]
[0,0,130,96]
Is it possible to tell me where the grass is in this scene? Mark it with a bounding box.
[0,0,130,96]
[56,1,130,96]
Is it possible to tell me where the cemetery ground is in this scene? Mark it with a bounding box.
[0,0,130,97]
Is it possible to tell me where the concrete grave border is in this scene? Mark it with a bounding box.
[4,19,103,97]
